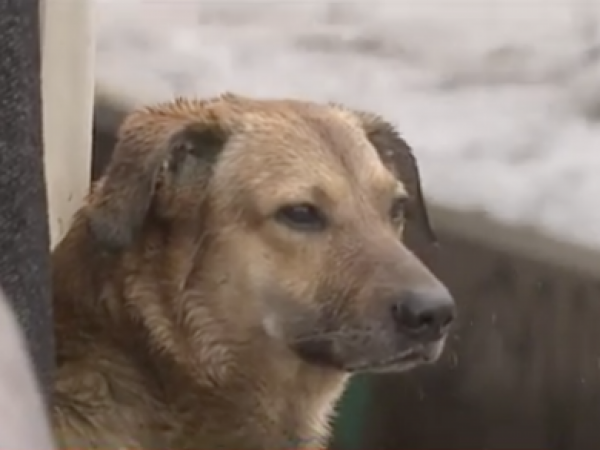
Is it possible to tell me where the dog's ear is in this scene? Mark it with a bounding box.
[87,114,227,251]
[355,111,437,244]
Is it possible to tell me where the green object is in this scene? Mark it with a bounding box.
[331,375,370,450]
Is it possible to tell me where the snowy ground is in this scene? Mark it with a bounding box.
[95,0,600,249]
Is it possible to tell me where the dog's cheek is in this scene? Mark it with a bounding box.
[260,285,324,339]
[261,312,284,339]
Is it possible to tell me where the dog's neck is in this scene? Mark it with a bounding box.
[52,216,349,449]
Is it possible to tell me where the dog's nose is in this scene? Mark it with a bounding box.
[391,287,456,341]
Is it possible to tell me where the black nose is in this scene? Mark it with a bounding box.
[391,287,456,341]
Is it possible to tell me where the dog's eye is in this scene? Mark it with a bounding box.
[389,197,408,224]
[275,203,326,231]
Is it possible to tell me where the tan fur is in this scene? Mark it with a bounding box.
[52,93,452,449]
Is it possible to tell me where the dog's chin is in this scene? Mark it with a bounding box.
[291,337,447,374]
[345,340,446,374]
[344,349,433,374]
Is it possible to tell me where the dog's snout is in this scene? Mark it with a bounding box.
[391,287,456,340]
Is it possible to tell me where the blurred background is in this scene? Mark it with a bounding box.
[92,1,600,449]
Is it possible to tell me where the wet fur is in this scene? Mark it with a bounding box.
[52,94,444,449]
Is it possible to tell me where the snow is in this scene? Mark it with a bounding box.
[95,0,600,249]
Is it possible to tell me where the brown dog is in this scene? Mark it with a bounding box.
[51,93,456,450]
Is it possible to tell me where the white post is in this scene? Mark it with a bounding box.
[40,0,95,248]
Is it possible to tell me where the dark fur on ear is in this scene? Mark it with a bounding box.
[87,109,227,251]
[355,111,438,244]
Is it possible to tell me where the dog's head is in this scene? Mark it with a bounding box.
[87,94,456,374]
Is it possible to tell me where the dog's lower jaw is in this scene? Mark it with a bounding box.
[339,338,448,374]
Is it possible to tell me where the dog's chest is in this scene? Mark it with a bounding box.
[79,348,349,449]
[282,393,338,448]
[164,370,348,450]
[262,370,350,449]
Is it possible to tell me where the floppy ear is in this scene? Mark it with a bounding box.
[355,111,437,244]
[87,113,227,251]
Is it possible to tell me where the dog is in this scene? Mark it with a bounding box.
[51,93,456,450]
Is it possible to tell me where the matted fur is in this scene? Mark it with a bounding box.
[52,93,452,450]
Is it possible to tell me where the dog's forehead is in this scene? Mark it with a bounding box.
[230,103,395,185]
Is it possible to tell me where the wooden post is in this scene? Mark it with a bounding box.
[40,0,95,248]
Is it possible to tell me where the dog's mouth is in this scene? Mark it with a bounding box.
[291,333,446,373]
[345,351,424,373]
[343,341,445,373]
